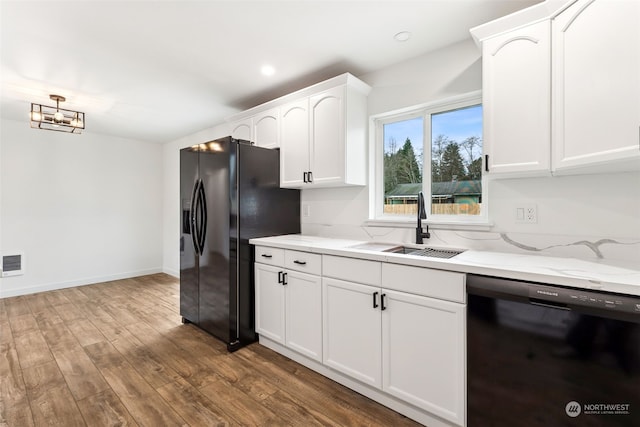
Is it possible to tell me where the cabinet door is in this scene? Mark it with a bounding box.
[285,271,322,361]
[255,263,285,345]
[483,21,551,176]
[552,0,640,172]
[280,99,310,187]
[382,290,465,426]
[310,86,345,185]
[253,108,279,149]
[230,118,253,142]
[322,277,381,388]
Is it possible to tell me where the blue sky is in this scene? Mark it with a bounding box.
[383,116,424,153]
[432,105,482,143]
[383,105,483,165]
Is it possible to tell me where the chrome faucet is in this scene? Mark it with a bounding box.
[416,191,430,244]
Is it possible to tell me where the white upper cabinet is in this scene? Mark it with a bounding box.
[309,86,345,186]
[227,73,371,189]
[483,20,551,176]
[229,118,252,141]
[473,0,640,177]
[280,98,310,187]
[253,107,279,149]
[552,0,640,173]
[229,108,279,148]
[280,80,369,188]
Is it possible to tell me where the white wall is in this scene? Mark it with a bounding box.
[365,39,482,117]
[0,118,164,297]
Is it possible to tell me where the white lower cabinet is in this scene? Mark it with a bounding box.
[382,290,465,426]
[255,263,286,344]
[254,246,466,427]
[255,249,322,362]
[322,277,382,387]
[322,260,466,426]
[285,270,322,360]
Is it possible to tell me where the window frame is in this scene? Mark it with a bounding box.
[368,91,490,229]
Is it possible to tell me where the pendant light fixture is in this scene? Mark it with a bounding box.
[30,94,85,134]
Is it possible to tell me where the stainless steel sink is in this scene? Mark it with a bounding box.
[348,242,465,259]
[385,246,464,259]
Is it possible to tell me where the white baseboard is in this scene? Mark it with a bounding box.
[162,267,179,278]
[0,268,163,298]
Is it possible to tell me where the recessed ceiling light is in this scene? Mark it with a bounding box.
[261,65,275,76]
[394,31,411,42]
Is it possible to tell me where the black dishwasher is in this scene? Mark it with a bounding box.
[467,274,640,426]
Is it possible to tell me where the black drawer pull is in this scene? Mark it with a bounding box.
[293,260,307,265]
[381,293,387,311]
[261,254,273,258]
[373,291,379,308]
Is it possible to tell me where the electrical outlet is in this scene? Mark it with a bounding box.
[302,204,311,218]
[525,205,537,223]
[515,204,537,223]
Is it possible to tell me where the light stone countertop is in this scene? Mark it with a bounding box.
[249,234,640,297]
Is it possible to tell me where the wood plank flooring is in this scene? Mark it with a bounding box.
[0,274,422,426]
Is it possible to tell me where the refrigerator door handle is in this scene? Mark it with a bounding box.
[189,180,199,253]
[197,179,207,256]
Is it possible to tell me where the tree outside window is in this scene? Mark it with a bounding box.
[381,103,483,218]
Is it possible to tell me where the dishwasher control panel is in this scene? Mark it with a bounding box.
[530,285,640,314]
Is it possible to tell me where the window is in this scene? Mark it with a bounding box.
[372,93,485,224]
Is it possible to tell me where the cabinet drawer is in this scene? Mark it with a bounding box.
[255,246,285,267]
[323,255,381,286]
[382,263,465,303]
[285,250,322,275]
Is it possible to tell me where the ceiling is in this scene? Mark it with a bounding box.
[1,0,541,143]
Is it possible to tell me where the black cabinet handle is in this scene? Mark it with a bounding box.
[293,260,306,265]
[278,271,283,284]
[283,272,288,285]
[373,291,379,308]
[303,172,308,183]
[484,154,489,172]
[381,293,387,311]
[261,254,273,258]
[308,171,313,183]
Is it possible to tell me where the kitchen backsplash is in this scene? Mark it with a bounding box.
[301,223,640,264]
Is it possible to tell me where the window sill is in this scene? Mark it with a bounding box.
[364,218,494,232]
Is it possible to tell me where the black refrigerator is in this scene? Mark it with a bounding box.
[180,136,300,351]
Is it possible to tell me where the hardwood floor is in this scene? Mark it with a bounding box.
[0,274,422,426]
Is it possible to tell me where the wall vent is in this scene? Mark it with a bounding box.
[1,252,24,277]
